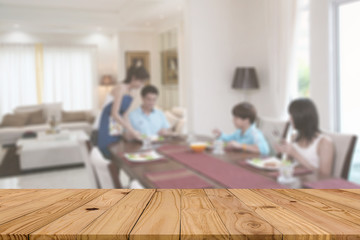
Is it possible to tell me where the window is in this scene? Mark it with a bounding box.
[0,44,97,120]
[0,44,37,118]
[295,0,310,97]
[42,46,97,111]
[333,0,360,183]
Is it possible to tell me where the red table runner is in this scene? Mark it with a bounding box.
[145,169,214,188]
[158,145,287,189]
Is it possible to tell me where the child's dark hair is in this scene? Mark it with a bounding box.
[123,65,150,83]
[141,85,159,97]
[232,102,257,123]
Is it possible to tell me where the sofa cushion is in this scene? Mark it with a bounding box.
[62,111,87,123]
[0,113,29,127]
[28,109,46,125]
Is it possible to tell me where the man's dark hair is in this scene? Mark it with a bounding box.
[232,102,257,124]
[141,85,159,97]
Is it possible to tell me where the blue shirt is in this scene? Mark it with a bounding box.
[219,124,270,155]
[129,107,170,136]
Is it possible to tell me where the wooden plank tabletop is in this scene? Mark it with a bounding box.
[0,189,360,240]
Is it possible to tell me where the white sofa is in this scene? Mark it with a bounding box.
[0,103,94,146]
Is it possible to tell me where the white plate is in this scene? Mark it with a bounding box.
[246,157,282,171]
[124,150,163,162]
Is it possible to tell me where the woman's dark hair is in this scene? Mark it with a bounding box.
[141,85,159,97]
[289,98,320,142]
[232,102,257,124]
[123,65,150,83]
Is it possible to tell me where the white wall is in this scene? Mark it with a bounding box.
[309,0,333,131]
[184,0,272,135]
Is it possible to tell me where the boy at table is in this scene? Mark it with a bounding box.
[213,102,270,155]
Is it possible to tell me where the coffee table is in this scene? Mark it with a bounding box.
[16,130,89,170]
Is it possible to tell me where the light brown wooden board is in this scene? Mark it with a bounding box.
[229,189,331,240]
[204,189,282,240]
[78,189,156,240]
[0,189,107,240]
[180,189,229,240]
[31,190,131,240]
[129,189,181,240]
[0,189,359,240]
[254,189,360,237]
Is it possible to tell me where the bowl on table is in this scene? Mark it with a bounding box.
[190,142,207,153]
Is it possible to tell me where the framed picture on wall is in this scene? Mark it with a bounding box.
[162,50,178,85]
[125,51,150,79]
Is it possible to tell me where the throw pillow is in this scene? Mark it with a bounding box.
[62,111,87,123]
[0,113,29,127]
[27,109,46,125]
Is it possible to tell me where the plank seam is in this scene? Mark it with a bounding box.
[127,189,157,240]
[249,189,338,237]
[203,189,231,240]
[26,189,111,238]
[50,189,134,240]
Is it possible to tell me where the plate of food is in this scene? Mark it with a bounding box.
[246,157,283,171]
[141,135,165,143]
[124,150,163,162]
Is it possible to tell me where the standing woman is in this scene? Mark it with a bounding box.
[275,98,335,176]
[97,65,149,158]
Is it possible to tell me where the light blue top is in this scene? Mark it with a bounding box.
[129,107,170,136]
[219,124,270,155]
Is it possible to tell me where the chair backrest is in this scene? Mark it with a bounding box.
[257,117,290,156]
[90,147,121,189]
[326,133,357,179]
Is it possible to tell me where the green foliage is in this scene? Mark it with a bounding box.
[298,61,310,97]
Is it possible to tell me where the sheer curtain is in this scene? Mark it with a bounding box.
[42,45,97,111]
[0,44,37,119]
[265,0,299,119]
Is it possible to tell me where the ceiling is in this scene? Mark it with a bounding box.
[0,0,184,33]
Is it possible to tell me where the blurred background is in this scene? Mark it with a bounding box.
[0,0,359,188]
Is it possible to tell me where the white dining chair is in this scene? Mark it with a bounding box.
[326,133,357,179]
[90,147,122,189]
[257,117,290,156]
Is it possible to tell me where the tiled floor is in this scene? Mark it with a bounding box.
[0,167,94,189]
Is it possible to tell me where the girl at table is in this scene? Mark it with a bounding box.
[213,102,270,155]
[275,98,334,176]
[97,65,149,158]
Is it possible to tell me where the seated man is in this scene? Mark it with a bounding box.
[128,85,172,138]
[213,102,270,155]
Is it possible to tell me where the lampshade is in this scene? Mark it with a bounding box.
[100,75,116,86]
[232,67,259,89]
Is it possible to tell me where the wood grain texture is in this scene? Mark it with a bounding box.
[78,189,156,240]
[298,189,360,211]
[0,189,85,226]
[129,189,181,240]
[254,189,360,238]
[204,189,282,240]
[181,189,229,240]
[0,189,107,240]
[229,189,330,240]
[30,190,131,240]
[275,189,360,226]
[0,189,359,240]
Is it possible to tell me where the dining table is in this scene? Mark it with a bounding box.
[109,135,322,189]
